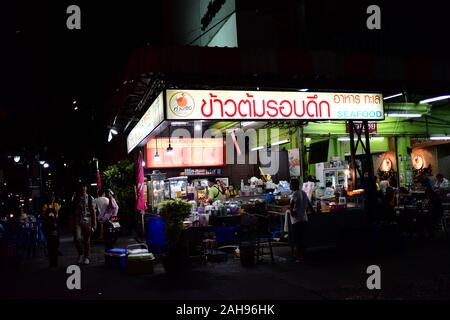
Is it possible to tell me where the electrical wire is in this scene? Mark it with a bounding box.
[188,10,236,45]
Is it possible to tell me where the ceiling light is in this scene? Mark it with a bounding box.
[430,136,450,140]
[166,144,173,155]
[387,113,422,118]
[299,89,309,92]
[338,137,384,141]
[74,106,78,111]
[419,95,450,104]
[110,128,118,135]
[108,131,113,142]
[271,139,290,146]
[39,161,45,165]
[13,156,20,163]
[154,152,160,161]
[43,163,49,169]
[195,122,202,131]
[383,93,403,100]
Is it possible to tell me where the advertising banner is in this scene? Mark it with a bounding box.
[126,92,164,153]
[166,89,384,121]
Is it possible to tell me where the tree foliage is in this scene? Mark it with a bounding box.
[101,160,136,216]
[158,198,192,247]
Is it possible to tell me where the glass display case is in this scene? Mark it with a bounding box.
[148,171,166,210]
[323,167,349,191]
[164,176,188,199]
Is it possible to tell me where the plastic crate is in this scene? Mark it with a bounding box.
[105,248,127,270]
[214,226,240,245]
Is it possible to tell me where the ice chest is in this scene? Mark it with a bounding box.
[105,248,127,270]
[125,244,155,275]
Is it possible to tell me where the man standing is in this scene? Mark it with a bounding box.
[207,178,223,204]
[72,184,96,265]
[289,179,314,263]
[434,173,450,190]
[94,189,109,240]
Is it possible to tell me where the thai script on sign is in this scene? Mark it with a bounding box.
[165,90,384,121]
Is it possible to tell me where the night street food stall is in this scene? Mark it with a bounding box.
[125,88,389,253]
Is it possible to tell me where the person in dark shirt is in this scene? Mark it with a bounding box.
[71,184,96,265]
[423,186,443,239]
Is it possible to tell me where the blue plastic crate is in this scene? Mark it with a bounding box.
[214,226,240,245]
[105,248,127,270]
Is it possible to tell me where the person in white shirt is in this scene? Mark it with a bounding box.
[434,173,450,190]
[94,189,109,240]
[324,181,335,198]
[289,179,315,263]
[379,179,390,194]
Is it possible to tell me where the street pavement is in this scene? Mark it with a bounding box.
[1,231,450,300]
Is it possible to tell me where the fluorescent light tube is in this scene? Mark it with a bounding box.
[430,136,450,140]
[419,95,450,104]
[339,137,383,141]
[383,93,403,100]
[271,139,289,146]
[387,113,422,118]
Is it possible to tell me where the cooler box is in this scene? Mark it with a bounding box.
[105,248,127,270]
[125,244,155,275]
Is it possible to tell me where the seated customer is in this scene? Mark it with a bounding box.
[324,182,335,198]
[434,173,450,190]
[380,187,396,222]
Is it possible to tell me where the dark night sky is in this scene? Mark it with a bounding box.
[0,1,162,167]
[1,0,450,184]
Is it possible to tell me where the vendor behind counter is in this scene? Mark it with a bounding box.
[206,178,224,204]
